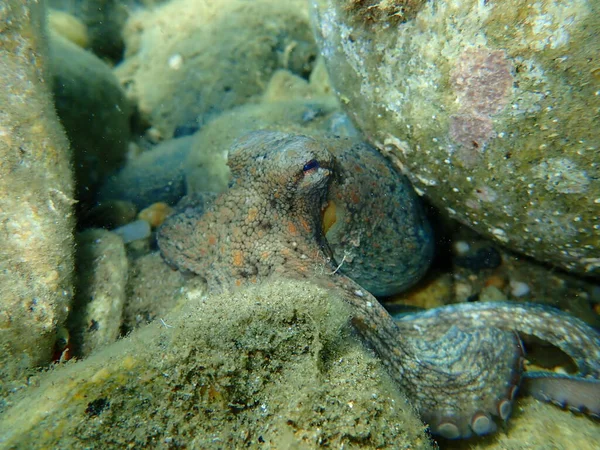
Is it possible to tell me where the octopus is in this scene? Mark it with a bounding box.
[158,131,600,440]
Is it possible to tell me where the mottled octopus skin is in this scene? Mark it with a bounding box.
[158,131,600,440]
[324,138,433,296]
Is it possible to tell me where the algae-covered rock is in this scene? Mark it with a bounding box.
[0,0,75,399]
[0,280,432,449]
[48,0,129,60]
[122,252,198,334]
[49,33,131,206]
[116,0,319,139]
[68,229,128,358]
[311,0,600,275]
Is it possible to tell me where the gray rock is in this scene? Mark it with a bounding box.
[99,135,193,208]
[311,0,600,275]
[0,0,75,401]
[49,33,131,206]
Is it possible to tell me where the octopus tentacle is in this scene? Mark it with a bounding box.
[387,311,524,439]
[522,373,600,419]
[393,301,600,437]
[158,132,600,440]
[394,301,600,377]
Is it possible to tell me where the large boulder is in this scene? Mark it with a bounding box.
[311,0,600,275]
[0,0,75,399]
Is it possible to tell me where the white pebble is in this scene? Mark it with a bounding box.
[454,241,470,255]
[510,280,530,297]
[113,220,151,244]
[168,53,183,70]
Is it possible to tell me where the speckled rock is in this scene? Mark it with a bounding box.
[311,0,600,275]
[0,280,432,449]
[116,0,318,139]
[0,0,75,401]
[49,33,131,206]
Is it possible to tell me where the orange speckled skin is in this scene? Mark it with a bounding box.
[158,131,336,289]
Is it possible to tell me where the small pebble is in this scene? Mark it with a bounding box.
[48,9,89,48]
[484,274,507,290]
[509,280,530,297]
[453,241,470,255]
[146,127,163,143]
[168,53,183,70]
[480,286,507,302]
[454,282,473,301]
[113,220,151,244]
[138,202,174,228]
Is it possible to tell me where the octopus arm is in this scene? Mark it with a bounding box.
[523,372,600,419]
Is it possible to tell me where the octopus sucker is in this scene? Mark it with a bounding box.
[158,131,600,440]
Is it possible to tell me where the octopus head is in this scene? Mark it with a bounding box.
[228,130,334,207]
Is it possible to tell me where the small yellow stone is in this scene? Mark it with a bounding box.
[90,367,111,383]
[122,355,136,370]
[48,9,89,49]
[138,202,174,228]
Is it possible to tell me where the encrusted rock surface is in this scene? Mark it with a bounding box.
[311,0,600,275]
[0,0,75,401]
[0,281,432,449]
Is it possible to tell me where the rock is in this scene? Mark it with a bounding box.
[69,230,128,357]
[115,0,318,139]
[48,0,129,60]
[49,33,131,206]
[0,280,432,449]
[311,0,600,276]
[48,9,89,48]
[112,219,152,244]
[122,252,200,334]
[0,0,75,401]
[98,135,193,209]
[137,202,174,228]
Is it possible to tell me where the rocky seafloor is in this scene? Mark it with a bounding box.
[0,0,598,449]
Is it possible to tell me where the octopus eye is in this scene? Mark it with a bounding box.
[303,159,319,172]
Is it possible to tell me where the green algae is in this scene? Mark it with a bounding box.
[0,280,432,449]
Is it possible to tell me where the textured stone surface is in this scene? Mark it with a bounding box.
[0,280,432,449]
[49,33,131,206]
[115,0,318,139]
[310,0,600,275]
[0,0,75,400]
[68,229,128,357]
